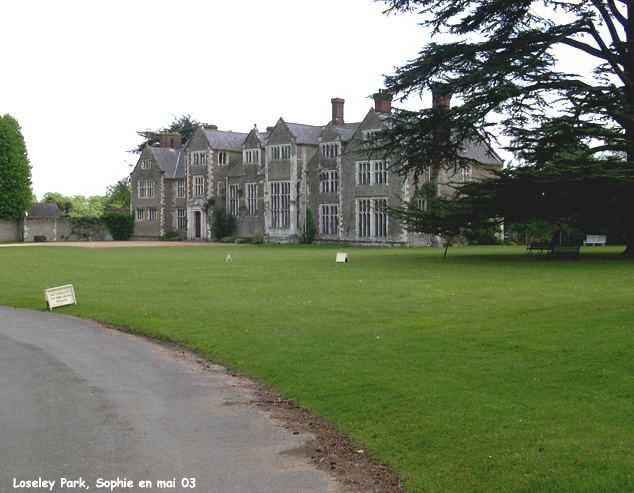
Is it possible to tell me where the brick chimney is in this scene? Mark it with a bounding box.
[373,91,393,114]
[331,98,345,124]
[159,132,182,149]
[432,88,451,111]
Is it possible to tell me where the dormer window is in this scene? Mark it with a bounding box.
[244,149,260,164]
[321,143,339,158]
[270,145,291,160]
[191,151,207,165]
[461,166,472,182]
[363,130,380,144]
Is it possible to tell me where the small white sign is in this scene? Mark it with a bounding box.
[336,252,349,263]
[44,284,77,310]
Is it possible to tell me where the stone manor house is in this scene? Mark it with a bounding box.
[130,94,503,246]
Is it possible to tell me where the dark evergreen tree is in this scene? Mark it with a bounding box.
[376,0,634,253]
[0,114,32,219]
[130,115,201,154]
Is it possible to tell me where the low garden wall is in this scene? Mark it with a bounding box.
[0,217,113,243]
[0,218,20,242]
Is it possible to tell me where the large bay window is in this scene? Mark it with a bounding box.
[270,182,291,228]
[357,198,388,238]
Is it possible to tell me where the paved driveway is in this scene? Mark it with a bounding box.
[0,306,337,493]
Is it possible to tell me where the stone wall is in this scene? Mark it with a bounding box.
[0,219,20,243]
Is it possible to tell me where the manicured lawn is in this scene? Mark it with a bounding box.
[1,243,633,492]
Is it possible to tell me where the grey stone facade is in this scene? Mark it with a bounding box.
[130,96,504,245]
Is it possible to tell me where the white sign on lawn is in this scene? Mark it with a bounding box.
[44,284,77,310]
[336,252,349,263]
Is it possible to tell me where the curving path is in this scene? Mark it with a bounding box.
[0,306,338,493]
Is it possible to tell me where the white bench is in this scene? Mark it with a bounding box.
[583,235,607,246]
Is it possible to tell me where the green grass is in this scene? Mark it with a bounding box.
[2,244,633,492]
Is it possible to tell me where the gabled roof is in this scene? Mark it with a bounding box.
[203,128,249,150]
[285,122,325,145]
[29,203,61,217]
[244,128,271,148]
[149,147,186,179]
[334,122,362,142]
[458,138,505,167]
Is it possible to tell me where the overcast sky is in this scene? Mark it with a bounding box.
[1,0,432,200]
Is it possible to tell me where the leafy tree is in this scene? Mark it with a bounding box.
[0,114,32,219]
[105,177,131,210]
[41,192,108,217]
[41,192,74,215]
[377,0,634,253]
[130,115,201,154]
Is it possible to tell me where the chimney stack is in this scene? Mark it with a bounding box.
[373,91,393,114]
[331,98,345,124]
[432,86,451,111]
[159,132,182,149]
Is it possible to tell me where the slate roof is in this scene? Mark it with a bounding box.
[29,203,61,217]
[253,130,271,147]
[203,128,249,150]
[286,123,325,145]
[335,122,362,142]
[149,147,186,179]
[459,138,505,166]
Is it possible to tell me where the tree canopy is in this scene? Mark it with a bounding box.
[130,115,201,154]
[104,176,131,210]
[0,114,32,219]
[377,0,634,251]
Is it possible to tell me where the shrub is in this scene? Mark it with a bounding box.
[253,231,264,244]
[213,210,236,240]
[102,211,135,241]
[234,237,246,244]
[303,208,316,244]
[220,236,234,243]
[163,230,183,241]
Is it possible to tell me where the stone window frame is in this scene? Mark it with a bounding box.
[191,151,207,165]
[244,149,260,165]
[320,204,339,235]
[246,183,258,216]
[177,208,187,230]
[138,179,155,199]
[229,184,240,216]
[193,175,204,196]
[270,145,291,160]
[320,170,339,193]
[270,181,291,229]
[357,197,388,238]
[320,142,339,159]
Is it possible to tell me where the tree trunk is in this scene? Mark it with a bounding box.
[623,4,634,256]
